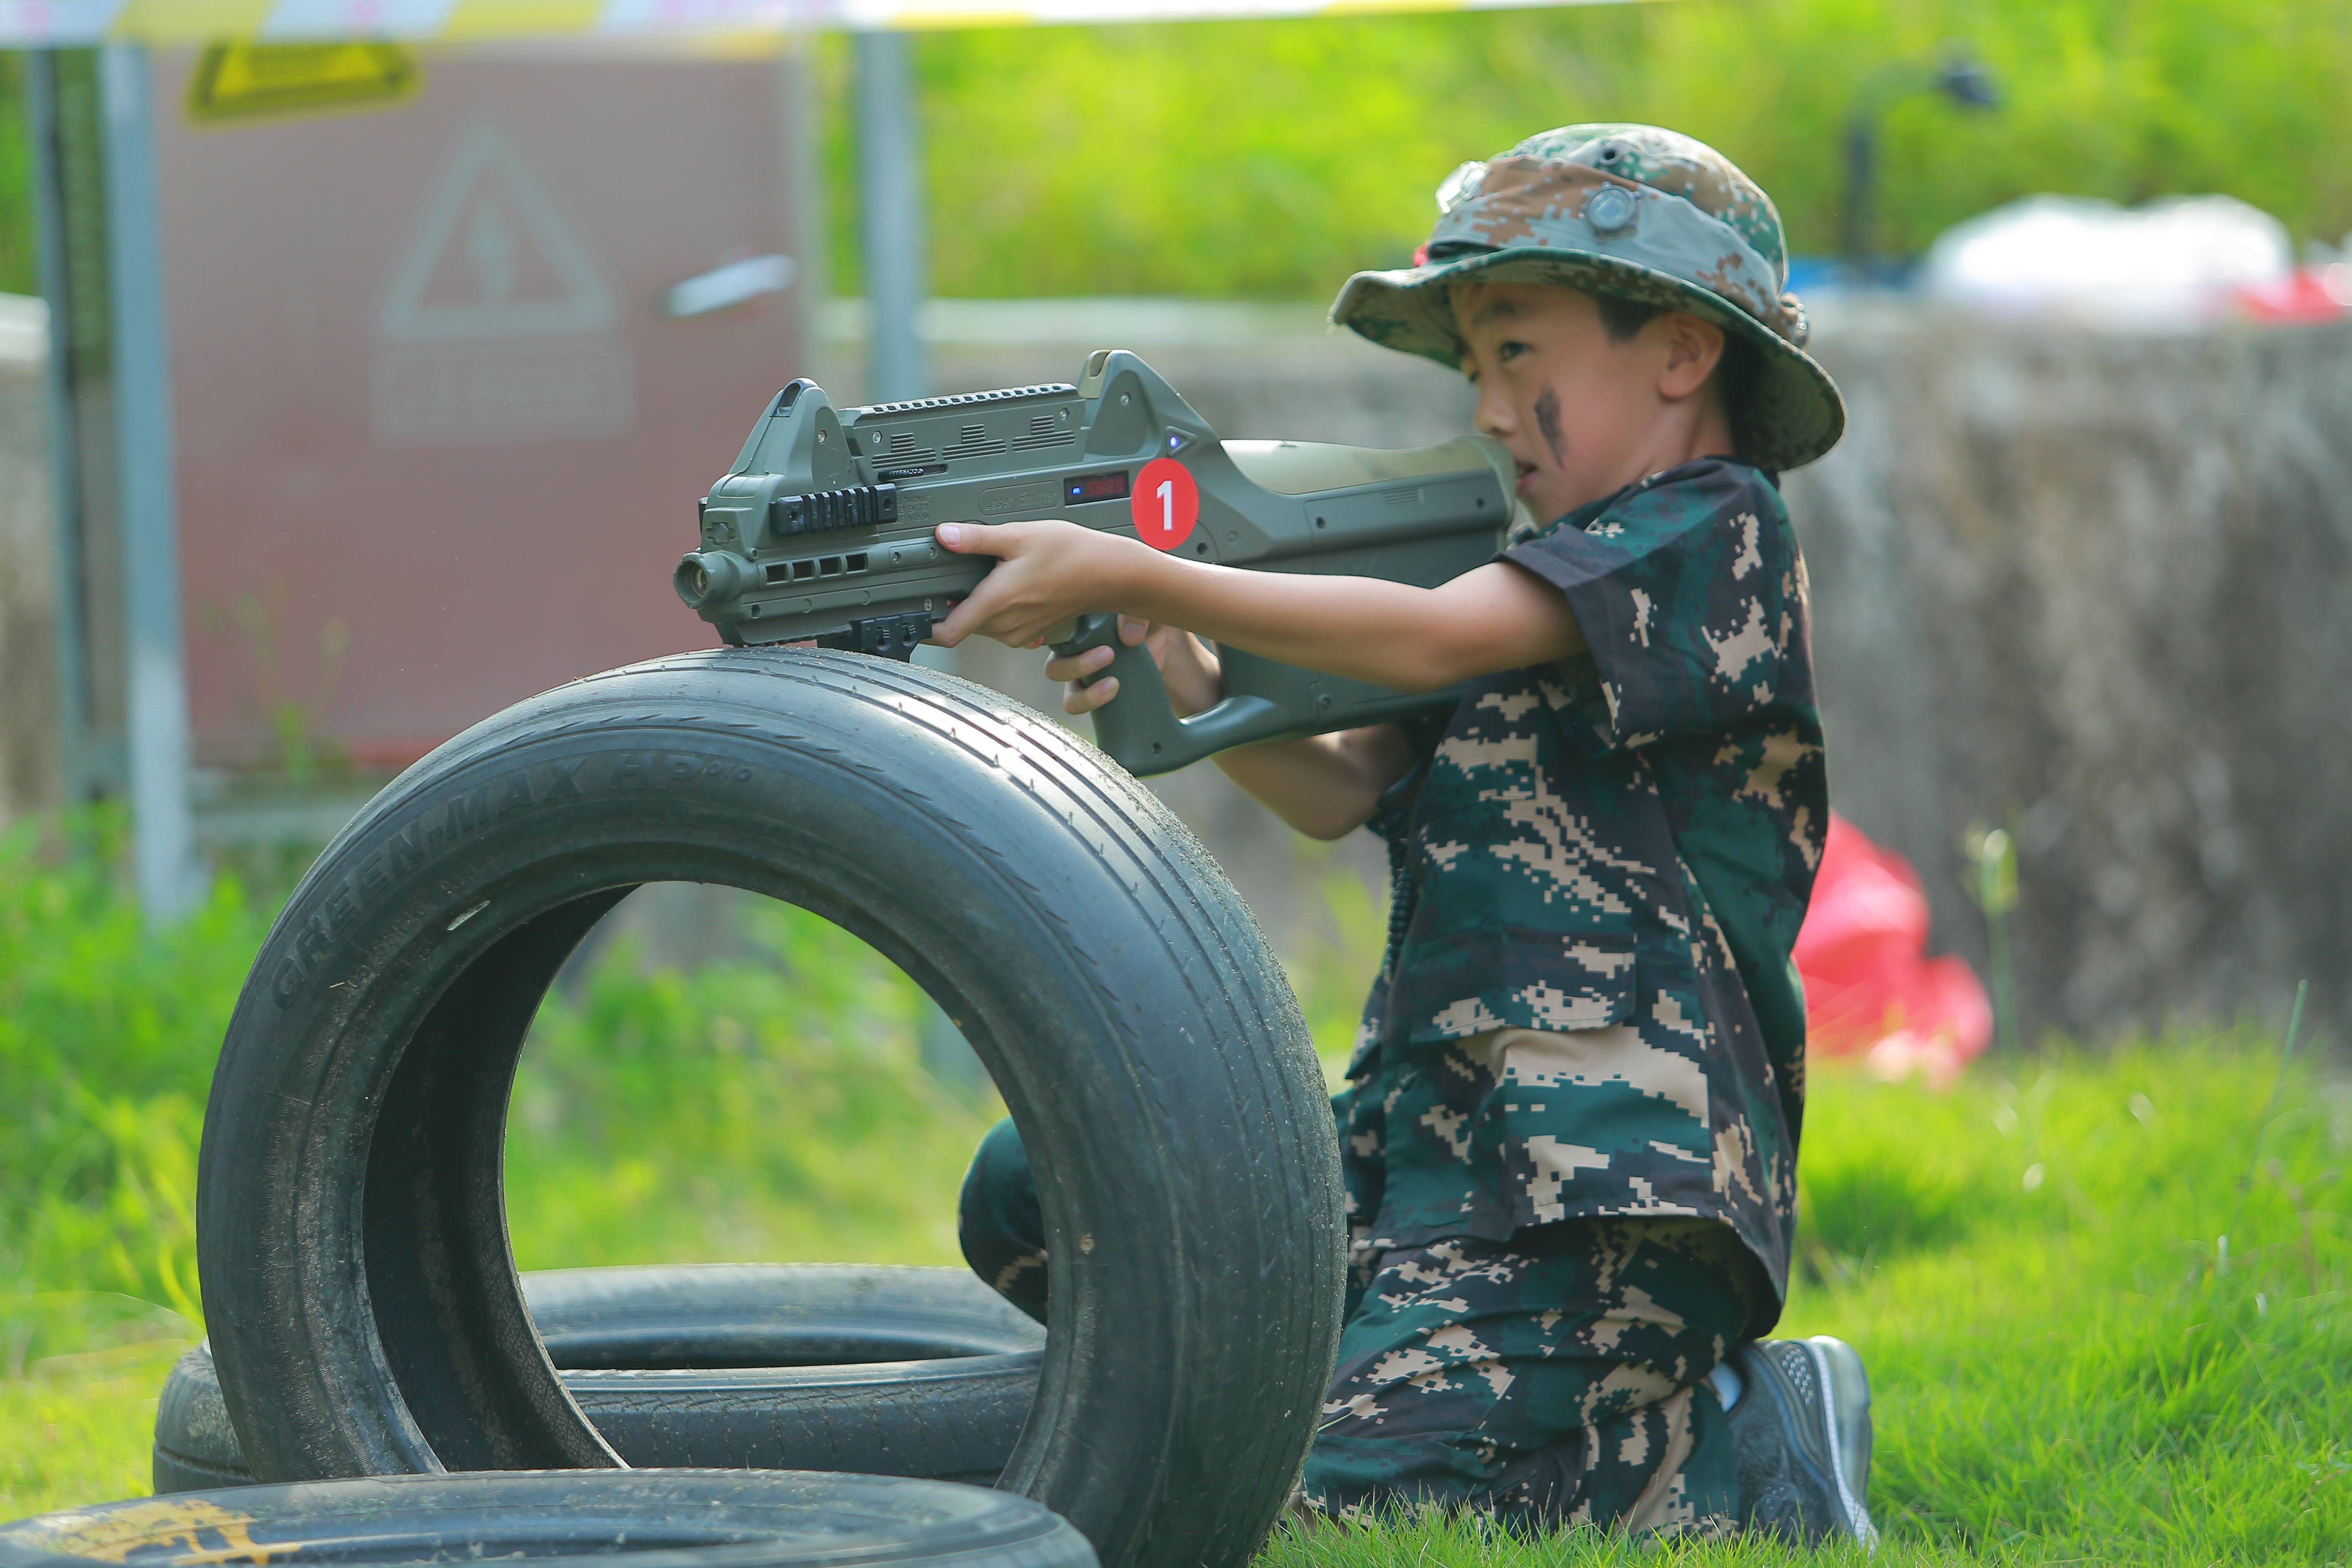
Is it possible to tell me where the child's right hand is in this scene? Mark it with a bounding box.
[1043,617,1225,719]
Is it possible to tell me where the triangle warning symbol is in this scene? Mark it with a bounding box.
[377,122,616,345]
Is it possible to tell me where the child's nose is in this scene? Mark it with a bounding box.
[1472,382,1518,439]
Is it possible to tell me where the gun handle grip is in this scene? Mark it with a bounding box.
[1051,612,1293,777]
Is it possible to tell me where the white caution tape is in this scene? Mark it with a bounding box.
[0,0,1644,45]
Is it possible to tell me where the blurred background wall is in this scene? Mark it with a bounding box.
[1794,312,2352,1039]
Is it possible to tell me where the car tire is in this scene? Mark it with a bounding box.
[0,1470,1094,1568]
[154,1264,1047,1494]
[194,650,1345,1568]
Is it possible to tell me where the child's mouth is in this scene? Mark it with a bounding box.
[1514,461,1540,494]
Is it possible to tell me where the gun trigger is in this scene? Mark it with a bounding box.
[1052,611,1121,658]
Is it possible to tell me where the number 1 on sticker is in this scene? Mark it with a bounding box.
[1133,458,1198,551]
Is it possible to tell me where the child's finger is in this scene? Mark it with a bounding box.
[935,521,1018,556]
[929,593,987,646]
[1043,644,1116,683]
[931,567,1032,645]
[1062,676,1118,716]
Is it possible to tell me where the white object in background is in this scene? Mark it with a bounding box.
[1921,194,2293,328]
[0,292,46,364]
[663,253,797,318]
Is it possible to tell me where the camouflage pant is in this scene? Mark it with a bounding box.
[957,1117,1762,1534]
[958,1116,1050,1324]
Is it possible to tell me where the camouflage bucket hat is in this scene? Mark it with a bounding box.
[1331,124,1845,472]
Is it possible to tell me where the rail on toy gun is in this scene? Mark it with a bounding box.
[673,349,1515,776]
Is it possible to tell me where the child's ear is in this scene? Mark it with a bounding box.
[1656,312,1725,401]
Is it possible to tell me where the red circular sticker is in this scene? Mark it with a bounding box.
[1131,457,1199,551]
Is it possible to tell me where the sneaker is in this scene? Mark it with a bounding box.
[1727,1336,1878,1548]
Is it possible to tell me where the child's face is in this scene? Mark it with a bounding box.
[1452,281,1721,522]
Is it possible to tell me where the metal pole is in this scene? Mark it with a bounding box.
[778,39,824,371]
[1841,111,1874,281]
[100,45,203,922]
[28,50,92,808]
[854,28,928,403]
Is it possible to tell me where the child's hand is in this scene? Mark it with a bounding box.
[928,520,1144,650]
[1044,618,1225,719]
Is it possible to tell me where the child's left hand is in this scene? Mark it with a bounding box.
[927,520,1149,649]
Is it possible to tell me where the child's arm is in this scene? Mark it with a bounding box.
[929,520,1585,840]
[1044,617,1421,841]
[929,520,1587,692]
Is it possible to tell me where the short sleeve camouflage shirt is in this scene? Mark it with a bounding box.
[1336,457,1827,1305]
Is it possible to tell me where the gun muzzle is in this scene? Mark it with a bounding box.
[675,550,753,610]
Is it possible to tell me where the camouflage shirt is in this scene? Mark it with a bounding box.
[1335,457,1826,1304]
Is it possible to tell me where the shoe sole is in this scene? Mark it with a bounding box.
[1734,1336,1879,1550]
[1801,1336,1878,1551]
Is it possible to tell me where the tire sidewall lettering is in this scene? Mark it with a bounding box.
[270,750,754,1007]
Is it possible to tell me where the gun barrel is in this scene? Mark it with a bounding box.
[674,550,751,609]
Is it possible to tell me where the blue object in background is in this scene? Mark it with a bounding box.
[1786,256,1842,296]
[1787,254,1920,295]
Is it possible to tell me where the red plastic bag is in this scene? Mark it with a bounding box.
[1794,814,1991,1087]
[2231,265,2350,323]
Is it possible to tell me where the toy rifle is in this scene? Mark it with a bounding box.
[675,350,1512,778]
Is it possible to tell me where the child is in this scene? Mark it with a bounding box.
[937,125,1870,1542]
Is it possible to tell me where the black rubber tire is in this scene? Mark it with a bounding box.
[154,1265,1047,1494]
[0,1471,1094,1568]
[194,650,1344,1568]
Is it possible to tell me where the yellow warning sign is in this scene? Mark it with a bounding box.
[186,42,422,125]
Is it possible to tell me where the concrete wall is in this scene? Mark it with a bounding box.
[1788,309,2352,1040]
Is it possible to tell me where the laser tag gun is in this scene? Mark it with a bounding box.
[674,350,1515,777]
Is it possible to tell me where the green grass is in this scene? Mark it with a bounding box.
[1,813,2345,1562]
[814,0,2352,300]
[1263,1037,2352,1565]
[501,898,995,1274]
[0,813,998,1518]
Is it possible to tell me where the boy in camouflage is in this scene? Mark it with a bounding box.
[935,125,1872,1541]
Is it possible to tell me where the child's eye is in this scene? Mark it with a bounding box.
[1496,340,1531,363]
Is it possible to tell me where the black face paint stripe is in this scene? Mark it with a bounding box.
[1534,387,1569,468]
